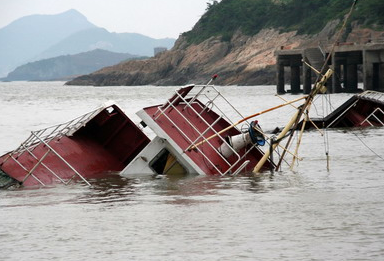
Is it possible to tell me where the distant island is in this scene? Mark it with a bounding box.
[0,9,175,78]
[1,49,145,81]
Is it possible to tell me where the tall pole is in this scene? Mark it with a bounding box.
[254,0,359,173]
[253,69,333,173]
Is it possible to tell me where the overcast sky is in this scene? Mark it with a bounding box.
[0,0,214,39]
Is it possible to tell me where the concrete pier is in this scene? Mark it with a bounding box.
[276,50,302,94]
[290,66,301,94]
[302,58,312,94]
[275,43,384,94]
[363,45,384,92]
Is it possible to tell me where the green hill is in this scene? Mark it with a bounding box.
[184,0,384,43]
[66,0,384,87]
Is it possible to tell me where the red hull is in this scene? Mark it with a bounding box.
[143,97,273,175]
[308,91,384,129]
[0,104,150,187]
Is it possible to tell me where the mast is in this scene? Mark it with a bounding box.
[253,0,359,173]
[253,69,333,173]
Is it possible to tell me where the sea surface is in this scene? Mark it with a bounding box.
[1,81,383,260]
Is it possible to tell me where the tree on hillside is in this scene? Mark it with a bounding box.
[184,0,384,44]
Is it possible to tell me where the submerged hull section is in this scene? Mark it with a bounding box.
[0,103,150,187]
[122,85,273,177]
[309,91,384,128]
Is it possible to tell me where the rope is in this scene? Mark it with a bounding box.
[352,132,384,161]
[309,0,359,171]
[321,93,331,171]
[316,0,359,81]
[269,136,290,172]
[254,0,359,173]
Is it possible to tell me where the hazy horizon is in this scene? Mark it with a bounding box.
[0,0,216,39]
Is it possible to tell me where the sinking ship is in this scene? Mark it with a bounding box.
[2,73,384,188]
[308,91,384,128]
[0,101,150,188]
[0,82,274,188]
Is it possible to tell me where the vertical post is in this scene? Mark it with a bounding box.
[346,63,358,92]
[277,61,285,94]
[343,62,348,92]
[373,63,380,91]
[379,63,384,91]
[303,59,312,94]
[290,65,301,94]
[332,56,342,93]
[363,50,374,91]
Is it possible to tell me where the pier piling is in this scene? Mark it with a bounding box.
[276,43,384,94]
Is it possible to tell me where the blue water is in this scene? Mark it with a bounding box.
[1,82,383,260]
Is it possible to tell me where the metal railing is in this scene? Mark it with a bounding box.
[360,107,384,127]
[15,107,104,158]
[359,90,384,104]
[152,85,261,176]
[1,104,111,186]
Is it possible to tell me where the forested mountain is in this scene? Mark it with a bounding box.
[184,0,384,43]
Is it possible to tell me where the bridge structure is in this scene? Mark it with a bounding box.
[276,43,384,94]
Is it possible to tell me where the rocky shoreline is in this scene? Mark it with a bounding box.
[66,25,383,86]
[66,28,307,86]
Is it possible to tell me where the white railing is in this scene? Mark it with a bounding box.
[153,85,264,176]
[360,107,384,127]
[358,90,384,103]
[1,103,112,186]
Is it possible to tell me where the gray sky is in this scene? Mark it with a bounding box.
[0,0,213,39]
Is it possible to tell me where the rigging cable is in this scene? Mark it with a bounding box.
[322,92,331,171]
[352,131,384,161]
[314,0,359,171]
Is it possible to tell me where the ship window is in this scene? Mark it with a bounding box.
[149,149,187,175]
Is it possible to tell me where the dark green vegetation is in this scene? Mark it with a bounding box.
[184,0,384,43]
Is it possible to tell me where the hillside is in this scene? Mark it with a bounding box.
[2,49,141,81]
[66,0,384,86]
[184,0,384,43]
